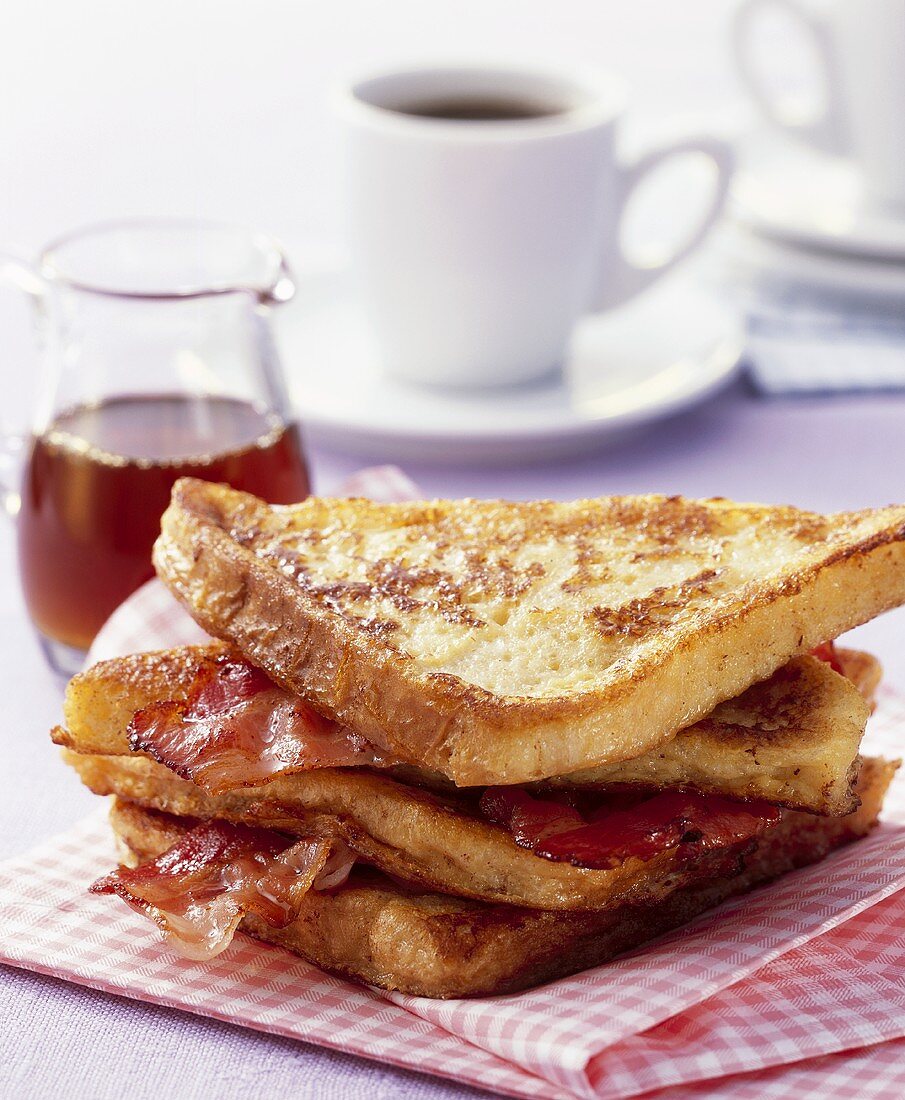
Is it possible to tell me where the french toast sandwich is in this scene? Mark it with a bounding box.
[55,482,905,996]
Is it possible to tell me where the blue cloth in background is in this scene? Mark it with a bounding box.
[746,290,905,394]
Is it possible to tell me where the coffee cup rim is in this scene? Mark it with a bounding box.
[338,62,627,139]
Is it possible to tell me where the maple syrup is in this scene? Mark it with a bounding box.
[19,393,310,651]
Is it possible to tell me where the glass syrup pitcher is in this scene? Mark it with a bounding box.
[0,218,311,676]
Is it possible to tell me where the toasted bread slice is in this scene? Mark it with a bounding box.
[63,749,758,911]
[107,756,894,997]
[552,648,875,814]
[153,481,905,785]
[56,644,871,824]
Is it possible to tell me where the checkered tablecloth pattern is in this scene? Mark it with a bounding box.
[3,466,905,1099]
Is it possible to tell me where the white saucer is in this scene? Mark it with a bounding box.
[731,130,905,262]
[715,223,905,302]
[276,267,742,465]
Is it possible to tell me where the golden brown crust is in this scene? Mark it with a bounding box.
[107,757,895,998]
[152,480,905,785]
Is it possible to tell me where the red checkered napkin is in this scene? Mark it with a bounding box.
[3,464,905,1100]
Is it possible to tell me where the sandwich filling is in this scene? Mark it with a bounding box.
[123,647,807,873]
[92,817,355,960]
[128,651,398,793]
[479,787,781,869]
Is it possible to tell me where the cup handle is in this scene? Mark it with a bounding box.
[0,252,45,518]
[732,0,848,156]
[602,136,734,308]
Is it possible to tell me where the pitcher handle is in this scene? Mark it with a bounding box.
[257,248,296,306]
[0,434,25,517]
[0,252,46,517]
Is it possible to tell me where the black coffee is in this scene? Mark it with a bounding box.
[396,97,563,121]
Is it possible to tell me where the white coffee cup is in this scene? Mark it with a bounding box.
[733,0,905,210]
[339,65,734,388]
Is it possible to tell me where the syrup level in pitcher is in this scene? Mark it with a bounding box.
[18,393,311,652]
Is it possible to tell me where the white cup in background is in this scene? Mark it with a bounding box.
[733,0,905,211]
[339,65,734,389]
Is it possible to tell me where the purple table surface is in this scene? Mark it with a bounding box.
[3,379,905,1100]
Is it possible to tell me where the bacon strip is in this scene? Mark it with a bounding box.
[811,641,845,675]
[480,787,781,870]
[128,653,397,794]
[91,819,355,959]
[478,787,584,847]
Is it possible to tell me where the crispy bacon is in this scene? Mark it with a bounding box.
[91,819,355,960]
[128,653,396,794]
[811,641,845,676]
[478,787,584,847]
[480,787,781,870]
